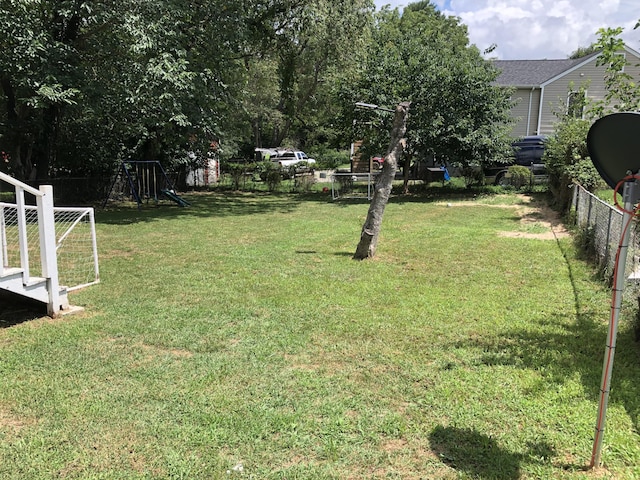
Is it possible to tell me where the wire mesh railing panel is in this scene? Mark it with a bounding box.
[1,203,43,277]
[331,173,377,200]
[54,208,99,290]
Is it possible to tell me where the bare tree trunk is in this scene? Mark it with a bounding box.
[353,102,410,260]
[402,155,411,194]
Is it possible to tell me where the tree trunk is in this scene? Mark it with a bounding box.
[353,102,410,260]
[402,154,412,194]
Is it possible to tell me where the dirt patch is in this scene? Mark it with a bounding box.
[500,198,569,240]
[0,405,36,435]
[441,194,569,240]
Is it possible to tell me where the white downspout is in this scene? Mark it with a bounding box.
[536,86,545,135]
[527,87,535,135]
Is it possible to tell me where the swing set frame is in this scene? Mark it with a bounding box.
[103,161,189,208]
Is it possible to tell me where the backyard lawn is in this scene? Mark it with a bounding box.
[1,190,640,479]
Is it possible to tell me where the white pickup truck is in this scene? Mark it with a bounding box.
[270,150,316,167]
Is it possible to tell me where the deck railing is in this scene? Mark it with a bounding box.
[1,172,64,315]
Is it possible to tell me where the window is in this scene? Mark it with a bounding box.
[567,90,586,118]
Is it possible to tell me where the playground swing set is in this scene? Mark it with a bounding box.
[103,161,190,208]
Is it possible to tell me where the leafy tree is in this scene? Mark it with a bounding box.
[569,45,599,59]
[255,0,375,149]
[0,0,87,180]
[546,26,640,209]
[589,27,640,116]
[544,116,602,209]
[340,1,513,192]
[2,0,353,183]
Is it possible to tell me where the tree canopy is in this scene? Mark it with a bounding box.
[1,0,513,186]
[339,2,514,175]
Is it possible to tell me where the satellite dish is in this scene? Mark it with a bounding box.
[587,112,640,189]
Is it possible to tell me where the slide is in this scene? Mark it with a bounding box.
[161,189,190,207]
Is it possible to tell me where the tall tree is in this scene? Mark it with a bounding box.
[353,102,409,260]
[1,0,331,182]
[342,1,513,190]
[0,0,87,180]
[265,0,375,148]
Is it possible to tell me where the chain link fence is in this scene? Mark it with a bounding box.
[571,184,640,299]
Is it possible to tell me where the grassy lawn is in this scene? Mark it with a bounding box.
[1,189,640,479]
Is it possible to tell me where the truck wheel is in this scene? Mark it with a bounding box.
[495,172,508,186]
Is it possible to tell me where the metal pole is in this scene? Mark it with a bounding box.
[590,179,639,468]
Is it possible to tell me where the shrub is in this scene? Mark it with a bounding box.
[306,146,349,170]
[460,166,484,188]
[505,165,533,189]
[262,164,282,192]
[545,117,605,210]
[224,162,254,190]
[294,173,316,193]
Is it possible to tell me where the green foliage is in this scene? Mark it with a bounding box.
[264,167,282,192]
[589,27,640,116]
[223,162,255,190]
[563,159,603,191]
[253,160,284,191]
[569,44,600,59]
[1,0,373,182]
[306,146,349,170]
[293,173,316,193]
[339,3,514,170]
[252,0,375,148]
[460,166,484,188]
[505,165,533,189]
[544,26,640,210]
[544,117,604,209]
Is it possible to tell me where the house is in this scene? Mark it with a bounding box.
[492,46,640,137]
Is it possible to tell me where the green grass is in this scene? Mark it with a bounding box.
[1,190,640,479]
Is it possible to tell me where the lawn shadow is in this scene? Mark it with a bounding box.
[0,290,48,327]
[95,187,528,225]
[97,191,303,225]
[454,233,640,434]
[429,425,526,479]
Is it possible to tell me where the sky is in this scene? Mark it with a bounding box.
[374,0,640,60]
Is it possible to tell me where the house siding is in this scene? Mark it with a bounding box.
[509,88,541,137]
[538,60,608,134]
[538,50,640,135]
[497,48,640,138]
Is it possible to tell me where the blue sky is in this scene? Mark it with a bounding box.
[374,0,640,60]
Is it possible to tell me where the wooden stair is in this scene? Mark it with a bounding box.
[0,267,69,311]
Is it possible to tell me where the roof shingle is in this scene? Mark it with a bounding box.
[491,56,596,87]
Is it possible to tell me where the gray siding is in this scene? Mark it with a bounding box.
[509,88,541,137]
[538,50,640,135]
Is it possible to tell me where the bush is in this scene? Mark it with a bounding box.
[293,173,316,193]
[544,117,605,210]
[505,165,533,189]
[261,163,282,192]
[460,166,484,188]
[306,146,349,170]
[223,162,254,190]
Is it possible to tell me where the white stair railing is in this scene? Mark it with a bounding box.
[0,172,65,315]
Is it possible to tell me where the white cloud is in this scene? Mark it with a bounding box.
[375,0,640,59]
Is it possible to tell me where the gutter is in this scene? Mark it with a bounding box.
[537,85,545,135]
[527,87,535,135]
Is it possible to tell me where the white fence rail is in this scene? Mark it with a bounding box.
[0,172,99,315]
